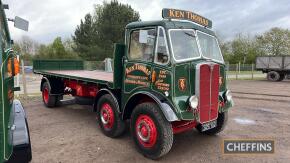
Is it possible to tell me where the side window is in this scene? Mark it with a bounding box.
[128,28,156,61]
[155,27,169,64]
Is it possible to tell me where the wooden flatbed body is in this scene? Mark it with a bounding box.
[33,60,115,87]
[34,70,113,84]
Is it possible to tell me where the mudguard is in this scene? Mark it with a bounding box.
[7,100,32,163]
[40,77,64,95]
[124,91,179,122]
[93,88,121,113]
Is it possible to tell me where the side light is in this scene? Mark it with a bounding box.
[189,96,198,109]
[225,90,232,102]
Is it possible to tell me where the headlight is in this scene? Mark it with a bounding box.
[189,96,199,109]
[225,90,232,102]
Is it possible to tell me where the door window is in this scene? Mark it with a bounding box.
[155,27,169,64]
[128,28,156,62]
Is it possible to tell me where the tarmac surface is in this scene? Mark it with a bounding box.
[21,79,290,163]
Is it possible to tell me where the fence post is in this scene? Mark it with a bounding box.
[236,63,238,80]
[21,59,27,98]
[251,63,254,80]
[226,62,230,80]
[238,62,241,74]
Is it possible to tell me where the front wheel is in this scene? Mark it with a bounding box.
[196,111,228,135]
[131,102,173,160]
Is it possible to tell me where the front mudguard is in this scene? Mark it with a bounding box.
[7,100,32,163]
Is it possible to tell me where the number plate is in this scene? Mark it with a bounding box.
[201,120,217,132]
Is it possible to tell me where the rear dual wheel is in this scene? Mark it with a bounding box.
[96,98,173,159]
[267,71,285,82]
[130,102,173,160]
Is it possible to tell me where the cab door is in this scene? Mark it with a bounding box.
[123,27,157,95]
[151,27,172,96]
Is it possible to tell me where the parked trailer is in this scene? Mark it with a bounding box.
[0,1,32,163]
[256,56,290,81]
[33,8,234,159]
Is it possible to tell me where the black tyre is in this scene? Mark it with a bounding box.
[96,94,125,138]
[196,112,228,135]
[41,82,57,107]
[278,74,285,81]
[131,102,173,160]
[267,71,280,82]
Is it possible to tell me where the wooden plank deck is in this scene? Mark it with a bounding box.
[45,70,113,82]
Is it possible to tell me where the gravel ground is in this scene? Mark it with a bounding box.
[20,80,290,163]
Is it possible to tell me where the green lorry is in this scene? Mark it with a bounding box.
[0,2,32,163]
[33,8,234,159]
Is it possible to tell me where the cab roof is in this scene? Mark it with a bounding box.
[126,20,215,36]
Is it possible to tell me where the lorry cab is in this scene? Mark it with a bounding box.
[122,9,233,124]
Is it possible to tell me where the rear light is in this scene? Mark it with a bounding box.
[7,58,20,77]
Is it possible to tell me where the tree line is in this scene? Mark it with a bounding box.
[13,0,290,65]
[220,27,290,64]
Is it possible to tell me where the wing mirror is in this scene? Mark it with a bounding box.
[4,4,29,31]
[14,16,29,31]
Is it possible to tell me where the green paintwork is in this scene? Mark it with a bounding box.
[151,66,172,96]
[123,62,152,93]
[34,17,233,123]
[113,44,125,89]
[0,1,15,162]
[173,62,193,119]
[33,59,84,71]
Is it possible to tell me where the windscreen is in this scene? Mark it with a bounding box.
[169,30,200,61]
[197,31,224,63]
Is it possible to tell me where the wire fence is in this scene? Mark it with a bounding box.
[227,63,254,71]
[225,62,265,80]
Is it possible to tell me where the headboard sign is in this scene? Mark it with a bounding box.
[162,8,212,28]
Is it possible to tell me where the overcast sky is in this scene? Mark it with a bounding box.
[3,0,290,44]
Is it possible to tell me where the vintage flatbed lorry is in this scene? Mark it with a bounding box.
[256,56,290,81]
[0,2,32,163]
[33,8,234,159]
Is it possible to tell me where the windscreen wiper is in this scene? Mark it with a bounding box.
[184,32,195,38]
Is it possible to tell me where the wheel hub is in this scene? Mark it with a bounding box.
[137,121,151,142]
[42,87,49,104]
[100,103,114,129]
[135,115,157,148]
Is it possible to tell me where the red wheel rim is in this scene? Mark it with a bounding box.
[43,87,49,104]
[135,115,157,148]
[100,103,115,130]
